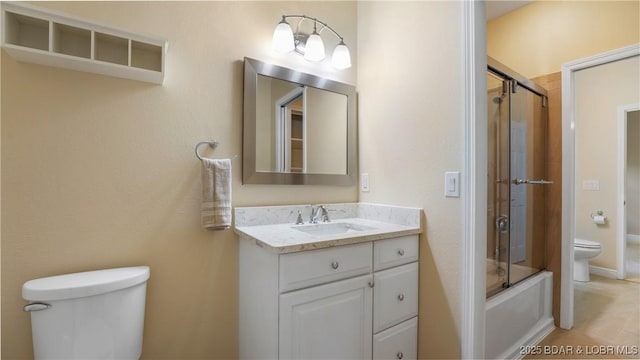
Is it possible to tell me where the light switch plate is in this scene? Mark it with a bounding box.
[445,171,460,197]
[361,173,370,192]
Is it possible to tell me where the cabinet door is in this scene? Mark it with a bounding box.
[279,274,373,359]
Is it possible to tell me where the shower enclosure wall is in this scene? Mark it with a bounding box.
[486,58,549,298]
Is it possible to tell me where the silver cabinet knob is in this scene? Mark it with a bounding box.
[331,261,339,270]
[398,293,405,301]
[397,352,404,359]
[398,249,405,256]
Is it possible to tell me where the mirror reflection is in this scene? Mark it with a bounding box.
[255,75,348,175]
[243,57,356,185]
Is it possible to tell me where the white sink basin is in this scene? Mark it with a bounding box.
[292,222,376,236]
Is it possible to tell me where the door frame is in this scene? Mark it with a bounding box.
[617,104,640,279]
[274,87,305,172]
[461,0,487,358]
[560,43,640,329]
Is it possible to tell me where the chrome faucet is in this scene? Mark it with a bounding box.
[310,205,331,224]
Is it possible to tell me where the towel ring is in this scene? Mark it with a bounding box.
[195,140,218,161]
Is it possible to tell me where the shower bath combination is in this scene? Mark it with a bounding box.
[486,57,551,298]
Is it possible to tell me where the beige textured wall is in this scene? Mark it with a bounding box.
[357,2,464,358]
[1,1,357,358]
[575,56,640,270]
[255,75,274,172]
[627,111,640,237]
[487,1,640,78]
[306,86,348,174]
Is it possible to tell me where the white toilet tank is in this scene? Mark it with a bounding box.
[22,266,150,360]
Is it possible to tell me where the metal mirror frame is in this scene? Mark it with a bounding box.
[243,57,357,185]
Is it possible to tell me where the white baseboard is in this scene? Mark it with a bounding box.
[628,234,640,245]
[589,265,617,279]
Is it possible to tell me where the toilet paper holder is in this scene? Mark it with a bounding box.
[590,210,606,225]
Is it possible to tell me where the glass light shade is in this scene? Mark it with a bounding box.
[304,33,325,62]
[272,21,295,53]
[331,43,352,69]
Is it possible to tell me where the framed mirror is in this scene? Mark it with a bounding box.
[243,57,356,185]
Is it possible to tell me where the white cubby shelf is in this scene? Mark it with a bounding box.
[2,2,167,84]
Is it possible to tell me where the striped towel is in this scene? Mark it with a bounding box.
[201,158,232,230]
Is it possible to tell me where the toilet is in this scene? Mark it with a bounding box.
[22,266,150,360]
[574,239,601,282]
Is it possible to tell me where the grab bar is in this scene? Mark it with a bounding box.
[513,178,554,185]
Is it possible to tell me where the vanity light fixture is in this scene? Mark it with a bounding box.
[271,15,352,70]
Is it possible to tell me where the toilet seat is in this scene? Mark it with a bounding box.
[574,238,600,249]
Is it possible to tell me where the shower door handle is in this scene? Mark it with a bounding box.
[496,215,509,233]
[513,178,554,185]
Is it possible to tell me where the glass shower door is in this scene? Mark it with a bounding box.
[487,71,510,297]
[508,85,547,285]
[486,71,548,298]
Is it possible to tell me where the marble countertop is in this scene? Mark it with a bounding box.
[234,203,422,254]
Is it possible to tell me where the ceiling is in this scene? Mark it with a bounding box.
[486,0,534,21]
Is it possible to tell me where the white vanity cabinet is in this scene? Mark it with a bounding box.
[239,234,419,360]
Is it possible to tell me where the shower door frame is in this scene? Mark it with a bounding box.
[487,58,549,298]
[486,70,511,298]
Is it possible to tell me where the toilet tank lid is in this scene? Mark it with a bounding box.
[22,266,150,301]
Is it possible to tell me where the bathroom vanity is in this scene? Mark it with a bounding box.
[235,203,422,359]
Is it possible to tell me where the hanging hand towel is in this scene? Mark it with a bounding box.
[201,158,232,230]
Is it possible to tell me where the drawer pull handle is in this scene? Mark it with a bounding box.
[368,280,375,288]
[398,249,405,256]
[331,261,339,270]
[397,352,404,359]
[398,293,405,301]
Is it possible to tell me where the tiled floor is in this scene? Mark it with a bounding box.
[626,243,640,283]
[526,275,640,359]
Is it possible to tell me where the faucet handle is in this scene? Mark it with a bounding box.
[309,205,319,224]
[320,205,331,223]
[295,211,304,225]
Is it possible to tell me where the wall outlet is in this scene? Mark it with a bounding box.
[582,179,600,191]
[360,173,370,192]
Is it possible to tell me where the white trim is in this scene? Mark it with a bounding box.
[461,1,487,358]
[513,323,555,360]
[589,265,618,279]
[274,87,305,172]
[617,103,640,279]
[301,87,308,173]
[628,234,640,245]
[560,43,640,330]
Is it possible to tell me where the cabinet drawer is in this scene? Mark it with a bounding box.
[373,317,417,360]
[374,235,419,271]
[373,262,418,332]
[279,242,372,292]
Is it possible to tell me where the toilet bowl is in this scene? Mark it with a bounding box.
[574,239,601,282]
[22,266,150,360]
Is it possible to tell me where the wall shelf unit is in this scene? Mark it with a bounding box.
[1,2,167,84]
